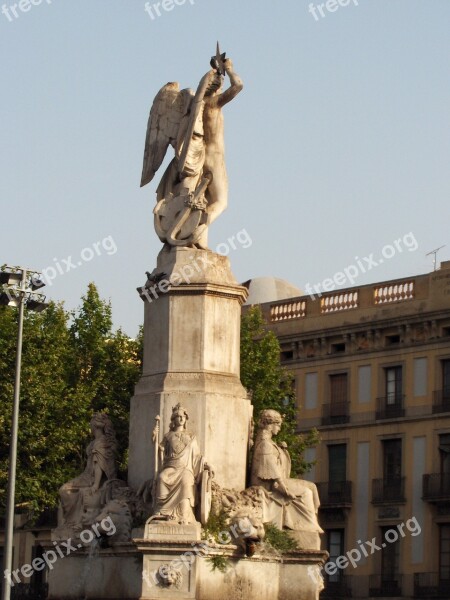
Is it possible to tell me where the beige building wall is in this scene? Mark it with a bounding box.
[258,261,450,600]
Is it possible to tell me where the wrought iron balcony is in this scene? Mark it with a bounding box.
[375,395,405,420]
[414,573,450,598]
[316,481,352,508]
[369,574,402,597]
[423,473,450,503]
[321,402,350,426]
[321,575,352,599]
[372,477,406,504]
[8,583,48,599]
[432,390,450,414]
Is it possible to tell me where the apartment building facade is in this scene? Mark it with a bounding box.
[257,262,450,599]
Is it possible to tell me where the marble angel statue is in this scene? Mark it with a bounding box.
[140,44,243,250]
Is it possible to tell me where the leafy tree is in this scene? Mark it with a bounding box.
[240,305,319,475]
[0,302,89,512]
[0,283,142,514]
[69,283,142,473]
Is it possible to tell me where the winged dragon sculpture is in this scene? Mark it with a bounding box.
[140,45,243,249]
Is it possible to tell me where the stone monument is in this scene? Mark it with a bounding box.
[129,44,251,498]
[47,45,328,600]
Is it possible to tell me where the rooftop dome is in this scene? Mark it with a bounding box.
[242,277,303,306]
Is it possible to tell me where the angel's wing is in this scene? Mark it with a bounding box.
[140,83,194,187]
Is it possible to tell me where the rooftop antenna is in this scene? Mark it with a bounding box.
[426,245,446,271]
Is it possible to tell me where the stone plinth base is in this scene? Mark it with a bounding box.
[46,537,327,600]
[136,533,328,600]
[128,247,252,493]
[135,540,327,600]
[196,550,326,600]
[46,543,142,600]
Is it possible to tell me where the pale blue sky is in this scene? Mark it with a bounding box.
[1,0,449,335]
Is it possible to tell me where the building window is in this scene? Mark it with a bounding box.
[383,439,402,481]
[329,444,347,482]
[323,373,349,424]
[377,367,404,419]
[385,366,402,404]
[331,342,346,354]
[385,334,400,346]
[327,530,344,583]
[440,525,450,582]
[440,434,450,478]
[380,526,400,585]
[372,439,405,503]
[327,444,348,503]
[443,360,450,400]
[31,545,45,594]
[330,373,348,405]
[433,360,450,413]
[280,350,293,361]
[382,439,404,502]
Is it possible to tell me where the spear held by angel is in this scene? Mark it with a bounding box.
[140,45,243,250]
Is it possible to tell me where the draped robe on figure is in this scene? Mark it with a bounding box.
[155,430,205,523]
[250,431,323,534]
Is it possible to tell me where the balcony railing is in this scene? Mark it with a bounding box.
[9,583,48,599]
[375,395,405,420]
[432,390,450,414]
[372,477,406,504]
[321,402,350,426]
[414,573,450,598]
[369,574,402,597]
[316,481,352,508]
[423,473,450,503]
[321,575,352,599]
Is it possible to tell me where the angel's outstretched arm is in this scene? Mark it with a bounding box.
[217,59,243,108]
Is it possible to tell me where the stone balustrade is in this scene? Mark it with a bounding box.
[270,300,306,322]
[374,281,415,304]
[320,291,359,314]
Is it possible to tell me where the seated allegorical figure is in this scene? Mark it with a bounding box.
[153,403,213,524]
[57,413,117,534]
[250,409,323,549]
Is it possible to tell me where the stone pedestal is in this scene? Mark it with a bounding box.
[47,538,327,600]
[135,532,328,600]
[47,543,142,600]
[128,247,252,493]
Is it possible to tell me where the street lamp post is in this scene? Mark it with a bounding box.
[0,266,48,600]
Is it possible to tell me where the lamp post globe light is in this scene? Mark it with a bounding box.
[0,265,48,600]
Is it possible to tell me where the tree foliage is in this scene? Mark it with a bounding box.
[240,305,319,475]
[0,283,142,514]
